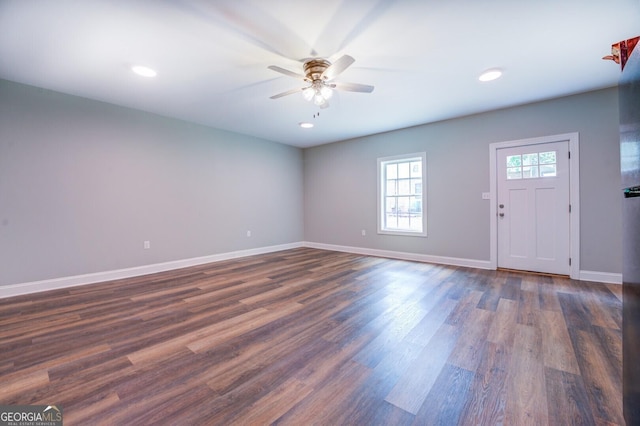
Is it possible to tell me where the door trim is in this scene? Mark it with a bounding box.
[489,132,580,279]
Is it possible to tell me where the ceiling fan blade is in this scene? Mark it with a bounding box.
[270,87,303,99]
[313,0,395,54]
[333,82,374,93]
[268,65,305,80]
[321,55,355,80]
[185,2,310,61]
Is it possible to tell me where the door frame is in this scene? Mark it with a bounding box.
[489,132,580,279]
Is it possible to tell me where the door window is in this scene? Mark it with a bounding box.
[506,151,557,180]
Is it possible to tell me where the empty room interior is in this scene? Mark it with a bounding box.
[1,1,638,425]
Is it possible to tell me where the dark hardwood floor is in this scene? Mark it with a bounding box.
[0,248,623,425]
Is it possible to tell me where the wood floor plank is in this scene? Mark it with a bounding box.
[592,325,623,383]
[336,340,422,424]
[447,308,493,372]
[545,367,595,425]
[384,323,460,414]
[569,328,624,425]
[486,298,518,346]
[0,369,50,403]
[477,271,506,311]
[458,342,510,425]
[273,360,372,425]
[412,364,475,425]
[201,305,347,394]
[580,284,622,330]
[445,289,483,326]
[0,248,623,424]
[32,357,137,411]
[518,287,541,327]
[229,377,314,425]
[500,275,522,301]
[403,296,457,348]
[558,291,593,331]
[62,391,121,426]
[505,324,549,425]
[187,302,304,353]
[351,301,428,368]
[126,307,270,365]
[538,277,563,312]
[540,309,581,374]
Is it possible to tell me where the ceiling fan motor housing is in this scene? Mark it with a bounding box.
[303,59,331,82]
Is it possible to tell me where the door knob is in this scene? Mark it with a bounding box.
[499,213,504,217]
[499,204,504,209]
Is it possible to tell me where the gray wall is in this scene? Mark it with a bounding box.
[0,79,622,288]
[0,79,304,286]
[304,88,622,274]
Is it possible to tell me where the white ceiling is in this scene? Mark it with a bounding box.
[1,0,638,148]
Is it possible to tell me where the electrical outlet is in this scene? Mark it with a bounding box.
[482,192,490,200]
[361,229,366,236]
[144,241,150,249]
[246,230,251,237]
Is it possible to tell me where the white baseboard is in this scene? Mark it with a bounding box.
[579,270,623,285]
[0,242,304,299]
[302,241,493,270]
[1,242,623,299]
[303,242,624,285]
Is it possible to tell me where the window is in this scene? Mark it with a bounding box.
[377,153,427,236]
[506,150,557,180]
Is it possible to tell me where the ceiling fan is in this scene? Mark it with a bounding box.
[268,55,374,108]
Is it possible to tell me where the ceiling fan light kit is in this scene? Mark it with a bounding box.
[268,55,374,109]
[302,81,333,106]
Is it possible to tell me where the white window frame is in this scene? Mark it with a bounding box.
[377,152,427,237]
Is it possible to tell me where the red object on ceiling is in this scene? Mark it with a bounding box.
[603,36,640,71]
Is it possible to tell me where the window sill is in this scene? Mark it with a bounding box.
[378,230,427,237]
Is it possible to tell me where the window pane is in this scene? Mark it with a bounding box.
[398,162,410,179]
[409,196,422,213]
[386,213,398,229]
[386,180,397,195]
[507,167,522,179]
[522,153,538,166]
[398,179,411,195]
[411,179,422,195]
[539,151,556,164]
[410,161,422,177]
[385,197,397,213]
[540,164,557,177]
[386,163,397,179]
[386,196,398,229]
[506,155,521,167]
[522,166,539,179]
[398,215,410,229]
[397,197,410,214]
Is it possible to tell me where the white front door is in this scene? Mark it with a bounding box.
[497,141,570,275]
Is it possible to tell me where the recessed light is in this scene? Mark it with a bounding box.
[132,65,157,78]
[479,69,502,82]
[299,122,314,129]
